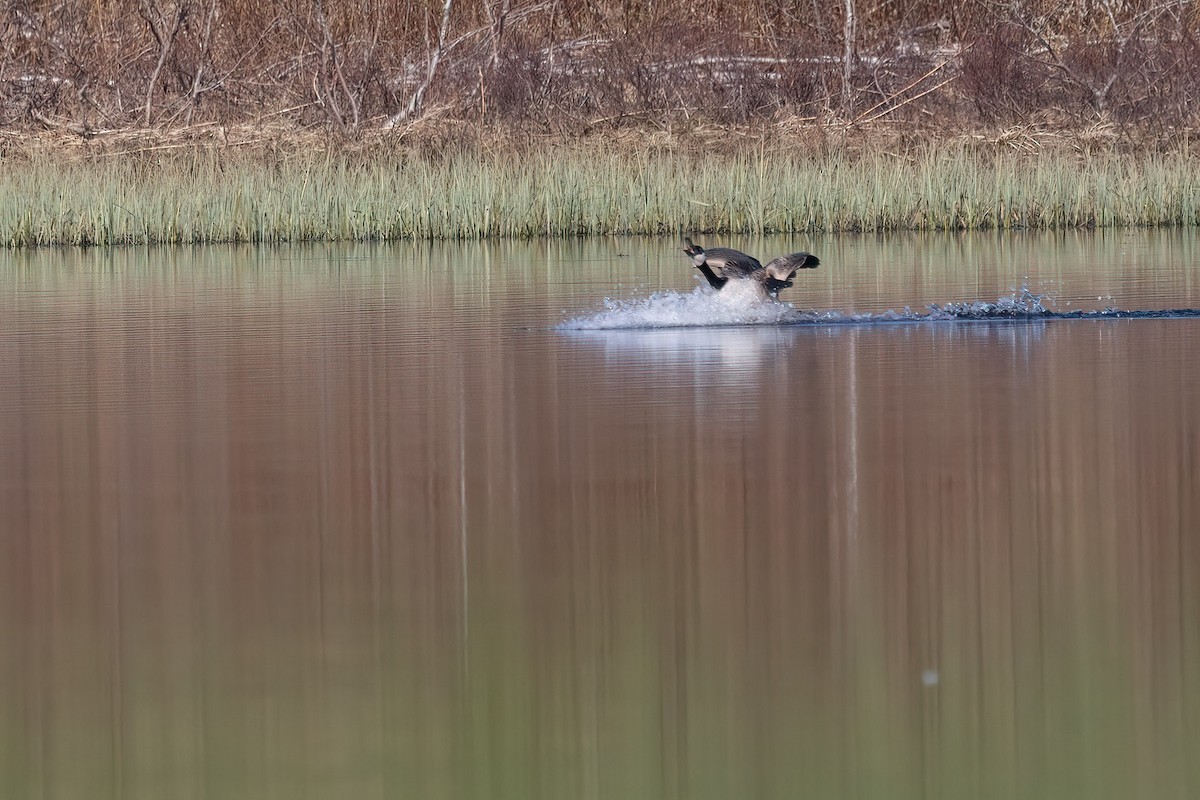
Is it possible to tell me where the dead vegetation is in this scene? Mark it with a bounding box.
[1,0,1198,145]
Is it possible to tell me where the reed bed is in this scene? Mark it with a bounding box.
[3,145,1199,247]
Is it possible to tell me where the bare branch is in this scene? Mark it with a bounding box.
[385,0,454,128]
[185,0,220,125]
[312,0,360,131]
[140,0,184,126]
[841,0,855,115]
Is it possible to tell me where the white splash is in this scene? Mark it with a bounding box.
[560,283,1073,331]
[927,285,1057,319]
[560,284,827,330]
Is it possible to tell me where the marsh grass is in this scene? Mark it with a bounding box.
[3,143,1199,247]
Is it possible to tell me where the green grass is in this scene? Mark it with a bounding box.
[3,144,1199,247]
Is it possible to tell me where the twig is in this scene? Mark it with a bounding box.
[849,61,947,125]
[853,74,958,126]
[100,139,267,158]
[30,109,90,136]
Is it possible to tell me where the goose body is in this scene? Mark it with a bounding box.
[683,237,820,299]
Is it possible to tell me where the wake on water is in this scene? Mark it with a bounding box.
[559,283,1200,331]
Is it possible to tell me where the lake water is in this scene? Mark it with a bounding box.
[2,231,1199,799]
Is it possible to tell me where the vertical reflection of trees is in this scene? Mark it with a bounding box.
[0,247,1198,798]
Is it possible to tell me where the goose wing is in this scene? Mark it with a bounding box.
[762,251,820,282]
[700,247,763,279]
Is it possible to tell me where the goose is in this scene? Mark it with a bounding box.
[683,237,820,299]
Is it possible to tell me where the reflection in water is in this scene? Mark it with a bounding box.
[1,237,1199,799]
[574,326,812,385]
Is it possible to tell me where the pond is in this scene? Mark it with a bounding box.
[2,231,1199,799]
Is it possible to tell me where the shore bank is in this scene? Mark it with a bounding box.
[3,126,1198,247]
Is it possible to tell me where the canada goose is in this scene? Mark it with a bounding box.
[683,237,820,299]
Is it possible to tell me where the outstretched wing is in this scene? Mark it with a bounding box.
[701,247,763,279]
[762,252,820,282]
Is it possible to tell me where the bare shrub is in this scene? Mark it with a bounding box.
[960,23,1049,123]
[0,0,1197,138]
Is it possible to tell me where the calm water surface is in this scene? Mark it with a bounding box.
[2,231,1199,799]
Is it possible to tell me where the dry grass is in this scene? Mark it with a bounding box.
[3,128,1198,247]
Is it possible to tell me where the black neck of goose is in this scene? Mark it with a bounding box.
[696,263,727,291]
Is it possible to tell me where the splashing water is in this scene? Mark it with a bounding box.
[926,285,1057,319]
[561,284,825,330]
[559,284,1199,331]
